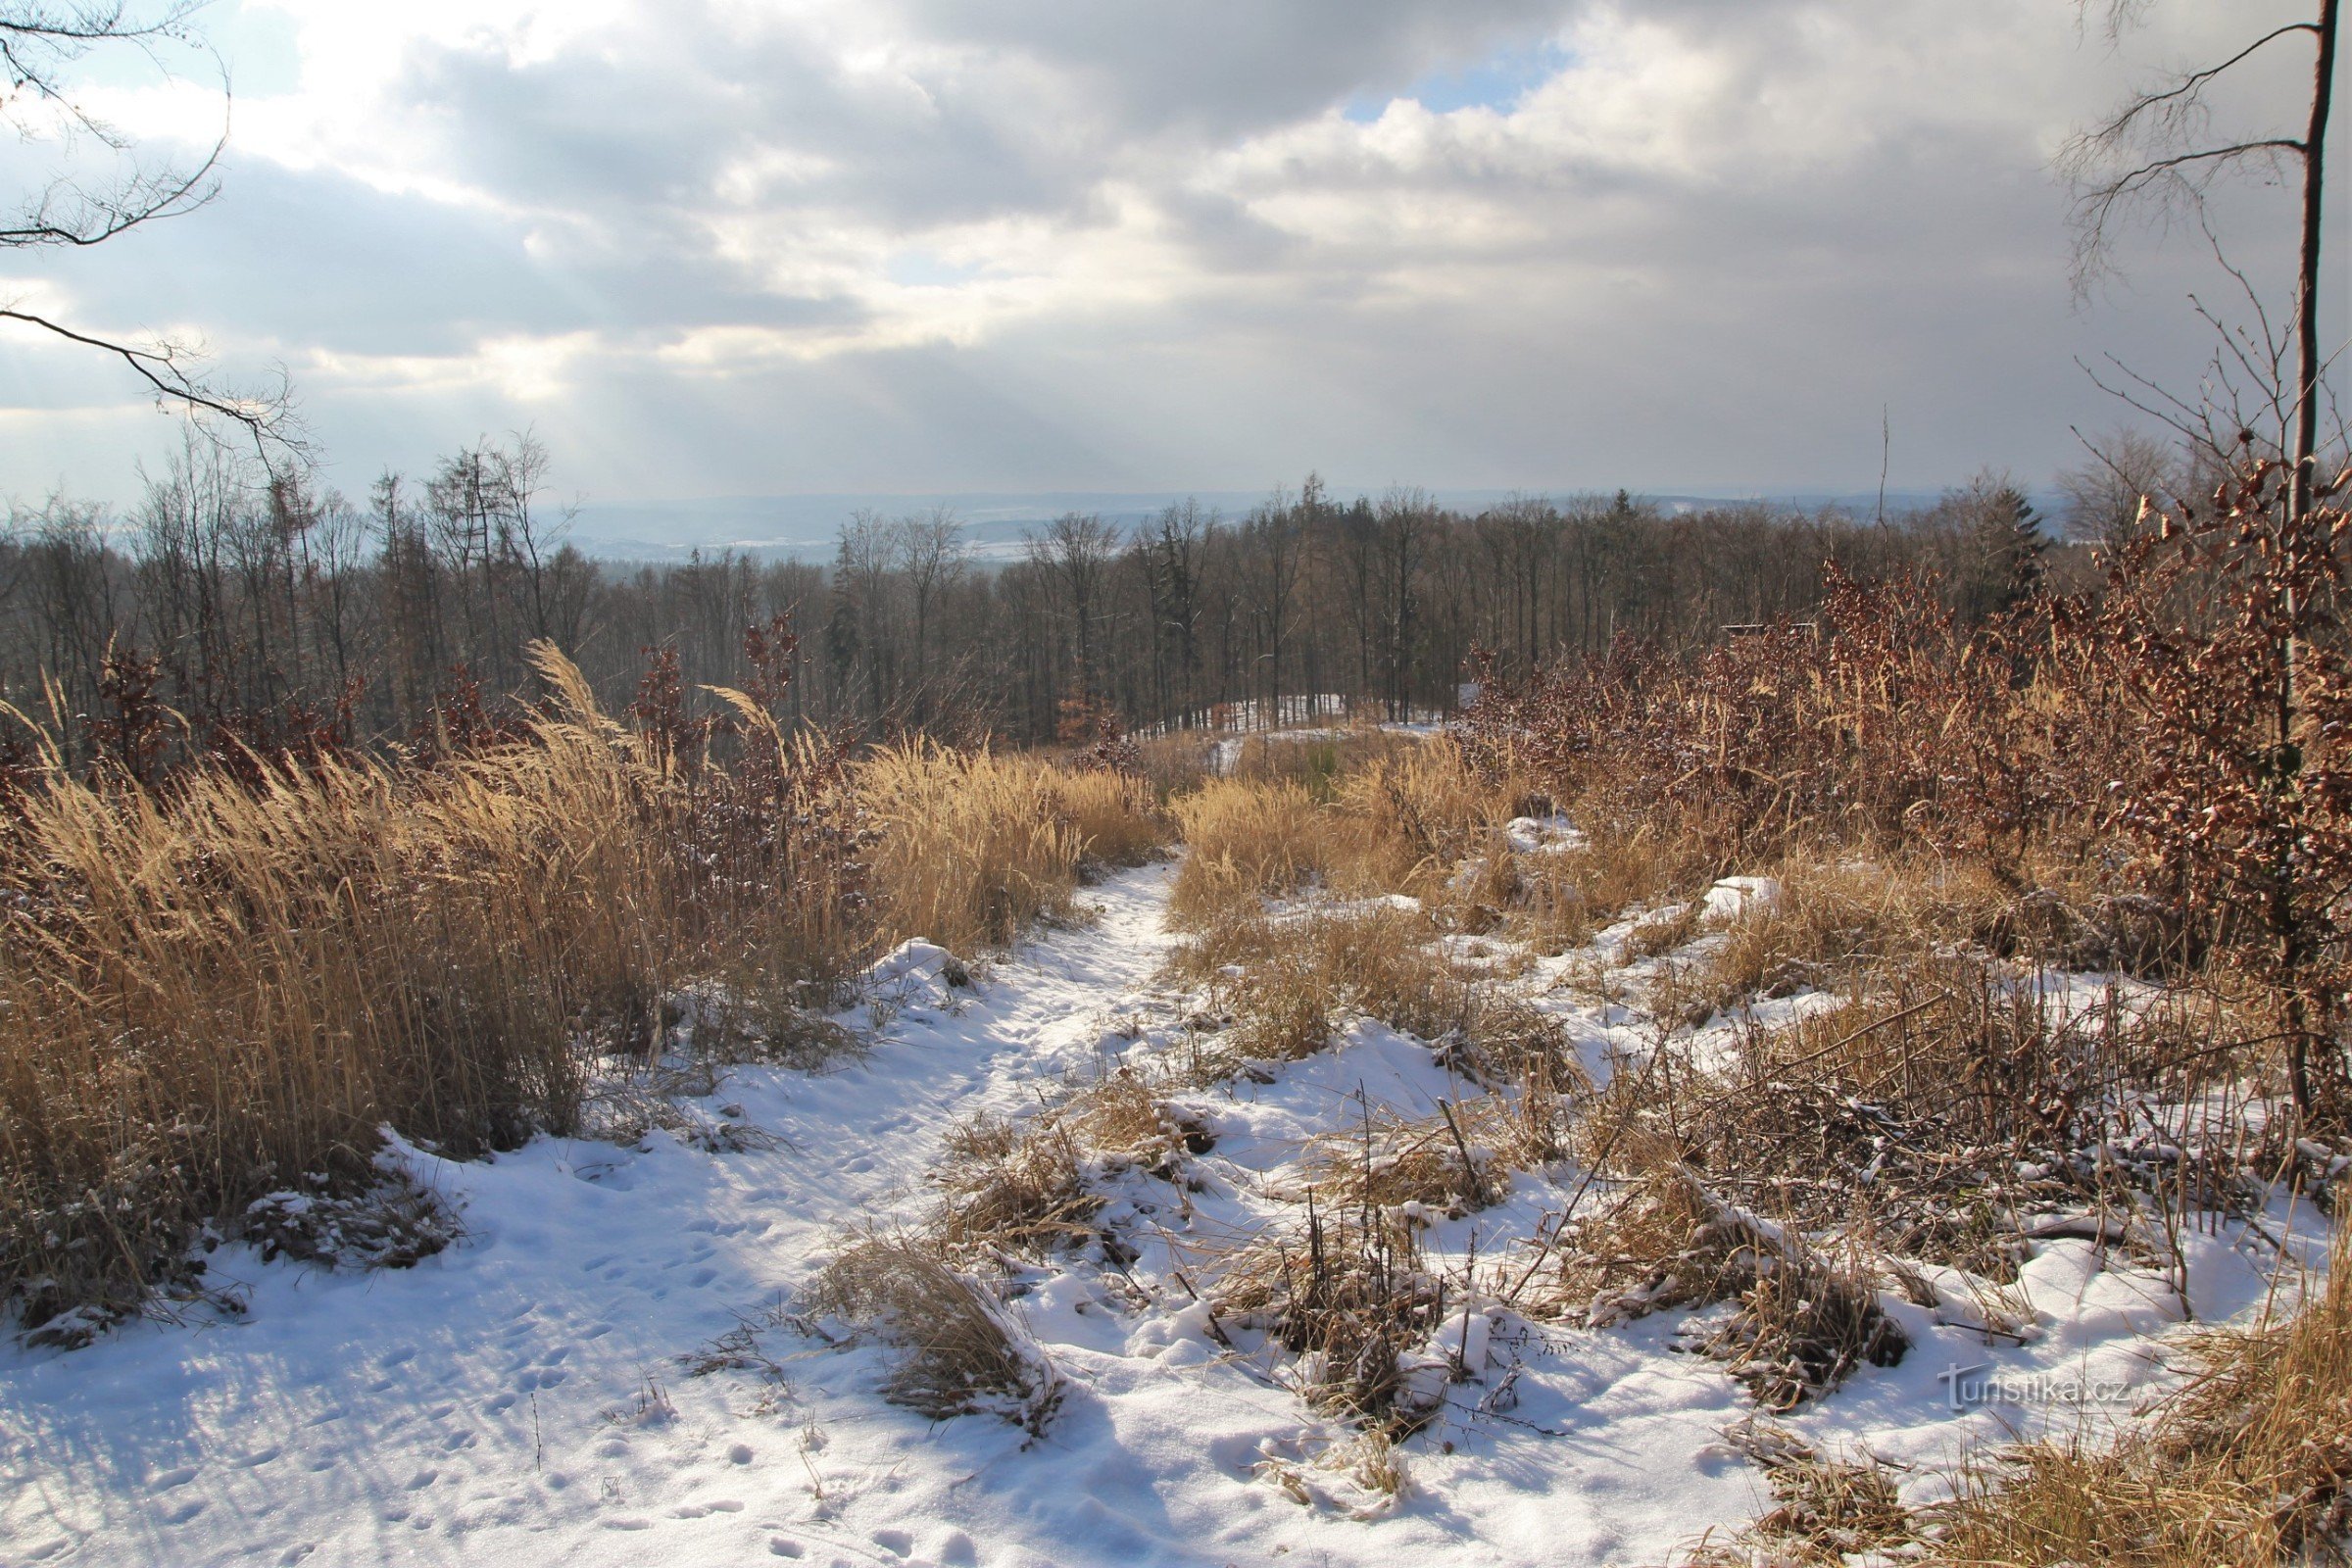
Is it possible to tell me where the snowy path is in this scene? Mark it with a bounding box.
[0,867,1187,1568]
[0,858,2323,1568]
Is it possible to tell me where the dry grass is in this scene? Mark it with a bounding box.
[1325,741,1521,903]
[860,741,1162,956]
[1546,1168,1908,1410]
[1909,1228,2352,1567]
[1684,1227,2352,1566]
[1220,729,1421,796]
[1133,733,1217,801]
[1168,740,1531,930]
[1169,776,1333,927]
[806,1234,1061,1432]
[1505,811,1723,948]
[1210,1199,1448,1432]
[928,1112,1107,1260]
[1701,853,2013,1005]
[1169,903,1580,1082]
[1298,1088,1572,1220]
[0,646,872,1335]
[1683,1429,1919,1566]
[0,662,1167,1338]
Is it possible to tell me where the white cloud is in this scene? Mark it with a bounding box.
[0,0,2337,506]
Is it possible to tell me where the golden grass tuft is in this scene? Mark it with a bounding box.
[1702,853,2013,1005]
[1168,776,1333,928]
[1325,741,1521,903]
[806,1234,1061,1431]
[860,741,1162,956]
[928,1112,1106,1260]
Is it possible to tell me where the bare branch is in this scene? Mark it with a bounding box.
[2084,24,2319,146]
[0,305,302,463]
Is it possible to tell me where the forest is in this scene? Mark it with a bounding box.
[0,434,2071,766]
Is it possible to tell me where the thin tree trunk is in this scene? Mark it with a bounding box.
[2295,0,2338,524]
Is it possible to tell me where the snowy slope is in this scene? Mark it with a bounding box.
[0,861,2328,1568]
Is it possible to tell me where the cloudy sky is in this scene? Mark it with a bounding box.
[0,0,2341,512]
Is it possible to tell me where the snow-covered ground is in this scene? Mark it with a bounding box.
[0,861,2329,1568]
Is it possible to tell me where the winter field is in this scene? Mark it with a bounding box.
[7,623,2350,1567]
[9,857,2329,1568]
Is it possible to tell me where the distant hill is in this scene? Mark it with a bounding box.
[563,486,1995,563]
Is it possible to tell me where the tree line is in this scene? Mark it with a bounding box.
[0,434,2096,769]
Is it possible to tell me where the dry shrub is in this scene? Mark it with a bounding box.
[1210,1198,1448,1433]
[0,645,870,1335]
[1299,1090,1570,1220]
[1550,1169,1908,1410]
[861,741,1159,955]
[1169,776,1332,927]
[1460,568,2102,879]
[929,1112,1105,1259]
[807,1234,1061,1432]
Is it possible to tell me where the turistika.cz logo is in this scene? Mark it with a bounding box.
[1935,1362,2138,1413]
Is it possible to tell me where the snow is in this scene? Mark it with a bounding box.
[1700,876,1781,922]
[1503,814,1586,856]
[1,859,2331,1568]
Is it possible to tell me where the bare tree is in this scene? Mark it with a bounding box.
[891,505,964,721]
[0,3,295,451]
[1026,513,1117,713]
[2062,1,2340,514]
[2056,426,2182,548]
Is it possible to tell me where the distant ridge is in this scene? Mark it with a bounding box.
[564,486,1998,562]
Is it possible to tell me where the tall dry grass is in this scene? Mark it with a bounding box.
[1167,737,1533,929]
[859,741,1162,956]
[1169,776,1333,927]
[0,649,877,1337]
